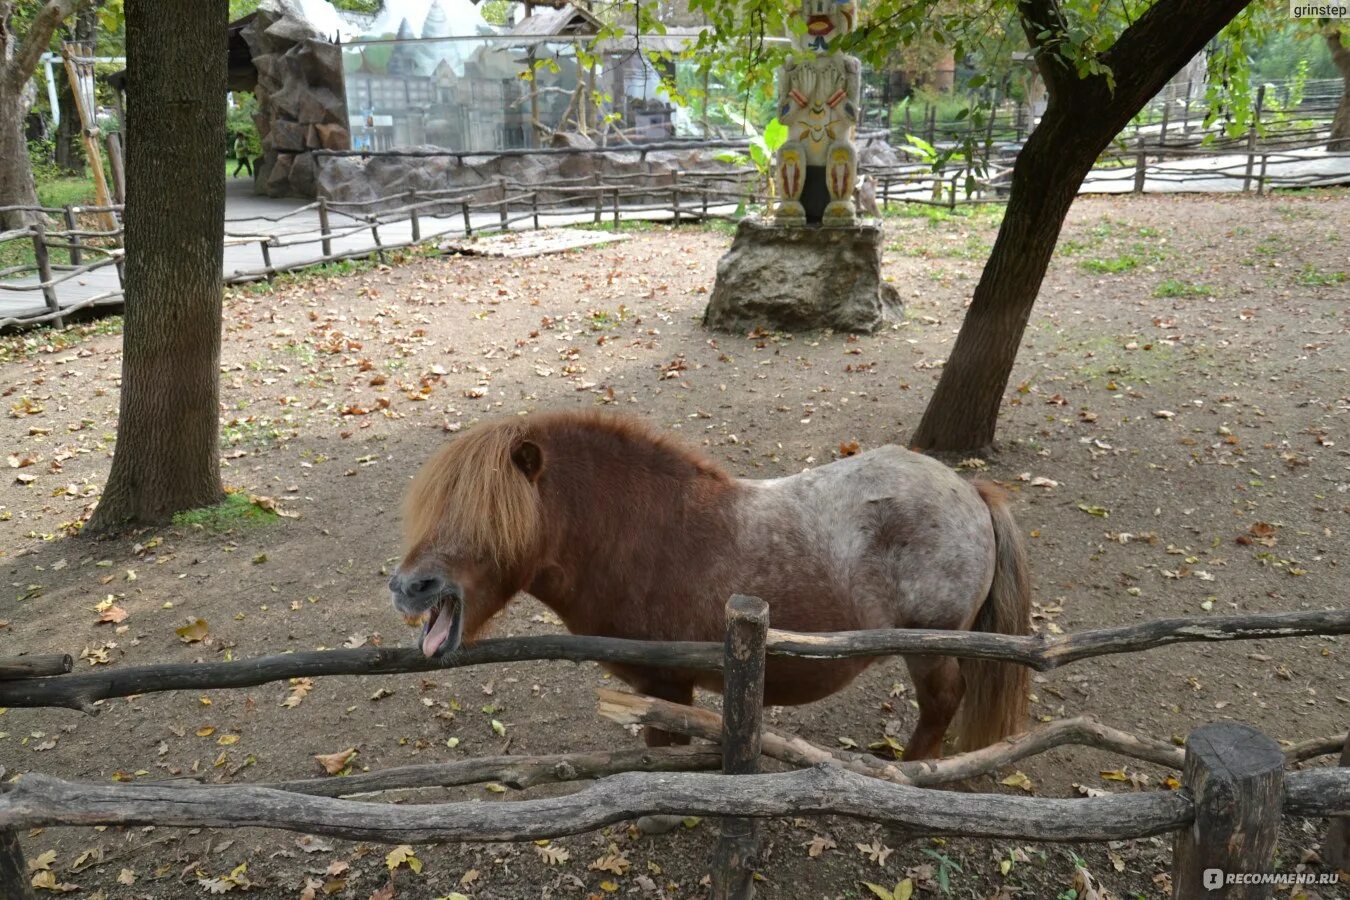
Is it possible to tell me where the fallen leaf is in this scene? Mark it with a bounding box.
[314,748,357,775]
[385,845,422,874]
[176,618,209,644]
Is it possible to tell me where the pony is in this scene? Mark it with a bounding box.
[390,410,1030,761]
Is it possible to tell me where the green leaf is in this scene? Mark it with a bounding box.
[762,117,789,152]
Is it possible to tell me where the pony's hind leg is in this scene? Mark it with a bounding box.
[902,655,964,761]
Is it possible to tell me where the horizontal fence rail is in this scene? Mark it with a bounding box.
[1,609,1346,713]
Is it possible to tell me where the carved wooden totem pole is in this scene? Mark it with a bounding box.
[773,0,860,226]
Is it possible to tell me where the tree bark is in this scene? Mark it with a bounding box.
[1328,30,1350,152]
[85,0,227,533]
[911,0,1253,452]
[0,1,90,228]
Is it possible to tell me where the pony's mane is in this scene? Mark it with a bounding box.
[404,419,541,565]
[526,409,731,483]
[403,411,728,562]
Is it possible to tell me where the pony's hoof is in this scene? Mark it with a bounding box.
[635,814,683,835]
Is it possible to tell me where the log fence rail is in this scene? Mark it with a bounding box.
[0,605,1347,899]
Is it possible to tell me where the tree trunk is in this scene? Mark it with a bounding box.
[1328,31,1350,152]
[0,82,40,229]
[910,0,1253,452]
[85,0,227,533]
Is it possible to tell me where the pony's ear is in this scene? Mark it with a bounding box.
[511,440,543,483]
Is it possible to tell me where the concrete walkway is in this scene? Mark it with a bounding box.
[3,148,1348,328]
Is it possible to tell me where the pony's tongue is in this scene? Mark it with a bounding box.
[422,606,453,658]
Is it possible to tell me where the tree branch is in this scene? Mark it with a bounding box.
[1,609,1344,713]
[3,0,86,92]
[0,767,1203,844]
[1016,0,1075,94]
[597,689,1187,786]
[259,746,722,797]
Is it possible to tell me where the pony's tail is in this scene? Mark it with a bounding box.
[956,481,1032,753]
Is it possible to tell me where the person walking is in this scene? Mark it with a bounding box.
[232,131,253,178]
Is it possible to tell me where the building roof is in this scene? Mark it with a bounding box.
[506,4,603,37]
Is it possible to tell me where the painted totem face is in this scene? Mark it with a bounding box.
[795,0,857,54]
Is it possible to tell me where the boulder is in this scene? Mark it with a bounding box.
[313,123,350,151]
[703,218,902,335]
[266,119,306,153]
[288,151,318,197]
[265,153,296,197]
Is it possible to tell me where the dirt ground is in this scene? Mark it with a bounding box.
[1,191,1347,900]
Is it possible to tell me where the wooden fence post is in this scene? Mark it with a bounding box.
[1255,154,1269,197]
[0,822,35,900]
[62,205,82,266]
[612,188,620,230]
[1325,732,1350,871]
[1133,150,1148,194]
[259,239,274,278]
[498,177,509,232]
[461,201,472,237]
[1243,84,1265,193]
[408,188,420,243]
[105,132,126,204]
[712,595,769,900]
[593,174,603,225]
[531,192,540,230]
[1158,101,1170,148]
[671,172,682,226]
[32,221,61,326]
[317,198,332,259]
[1171,723,1284,900]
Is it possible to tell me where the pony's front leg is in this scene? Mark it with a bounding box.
[902,655,964,761]
[633,678,694,835]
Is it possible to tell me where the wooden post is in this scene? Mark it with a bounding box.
[881,173,890,210]
[32,222,62,326]
[462,202,472,237]
[531,192,540,230]
[711,595,768,900]
[1171,723,1284,900]
[408,189,420,243]
[318,198,333,258]
[0,824,35,900]
[948,172,959,210]
[1243,84,1265,193]
[1158,101,1170,149]
[105,132,125,204]
[61,42,116,233]
[259,240,273,278]
[498,177,508,232]
[671,172,682,226]
[1133,150,1147,194]
[1256,154,1269,196]
[63,205,82,266]
[1325,733,1350,871]
[370,219,385,263]
[593,174,603,225]
[612,188,620,230]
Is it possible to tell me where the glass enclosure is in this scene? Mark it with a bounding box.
[342,35,690,153]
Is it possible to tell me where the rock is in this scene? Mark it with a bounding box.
[703,218,902,334]
[550,131,596,150]
[266,119,306,153]
[296,87,345,126]
[313,123,350,151]
[288,152,318,197]
[266,153,296,196]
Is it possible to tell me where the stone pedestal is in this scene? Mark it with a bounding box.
[703,218,902,334]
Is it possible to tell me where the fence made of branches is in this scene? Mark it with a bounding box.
[1,604,1347,899]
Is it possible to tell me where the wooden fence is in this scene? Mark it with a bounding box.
[1,604,1347,899]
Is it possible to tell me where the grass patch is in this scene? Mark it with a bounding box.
[0,317,123,363]
[1153,279,1213,298]
[882,202,1005,228]
[1081,254,1141,275]
[1294,265,1346,286]
[172,490,280,532]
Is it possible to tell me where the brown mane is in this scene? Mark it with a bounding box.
[403,419,541,566]
[403,412,728,566]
